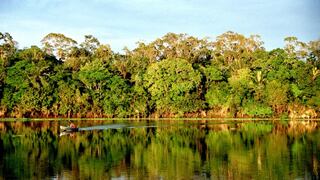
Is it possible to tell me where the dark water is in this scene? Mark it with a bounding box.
[0,119,319,179]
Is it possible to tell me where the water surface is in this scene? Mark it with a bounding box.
[0,119,319,179]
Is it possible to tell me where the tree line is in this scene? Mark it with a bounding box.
[0,31,319,118]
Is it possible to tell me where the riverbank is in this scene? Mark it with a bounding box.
[0,109,318,120]
[1,117,320,122]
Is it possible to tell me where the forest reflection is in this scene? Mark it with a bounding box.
[0,120,319,179]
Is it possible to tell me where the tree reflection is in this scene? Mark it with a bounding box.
[0,120,319,179]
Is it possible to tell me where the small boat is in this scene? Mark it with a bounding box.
[60,125,79,132]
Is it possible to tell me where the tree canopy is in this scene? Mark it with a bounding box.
[0,31,319,118]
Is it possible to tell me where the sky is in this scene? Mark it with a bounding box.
[0,0,319,52]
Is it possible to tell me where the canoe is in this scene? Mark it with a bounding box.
[60,126,79,132]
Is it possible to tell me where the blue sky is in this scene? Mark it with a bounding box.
[1,0,319,52]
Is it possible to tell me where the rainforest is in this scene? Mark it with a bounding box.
[0,31,319,118]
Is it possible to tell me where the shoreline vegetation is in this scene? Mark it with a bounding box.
[0,32,319,119]
[1,118,320,122]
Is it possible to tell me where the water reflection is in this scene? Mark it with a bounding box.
[0,120,319,179]
[60,123,164,136]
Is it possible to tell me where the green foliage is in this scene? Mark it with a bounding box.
[228,68,253,90]
[144,58,202,115]
[0,32,16,64]
[203,65,224,82]
[242,100,273,117]
[17,46,46,62]
[291,84,303,98]
[78,60,132,117]
[205,82,230,108]
[80,35,100,53]
[265,80,288,108]
[0,32,319,118]
[307,91,320,107]
[1,58,55,115]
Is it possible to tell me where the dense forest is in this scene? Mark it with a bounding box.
[0,31,319,118]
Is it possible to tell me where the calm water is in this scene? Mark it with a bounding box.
[0,119,319,179]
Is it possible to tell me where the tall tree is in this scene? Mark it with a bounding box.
[80,35,101,53]
[144,58,202,116]
[78,59,131,117]
[284,36,309,60]
[0,32,17,65]
[212,31,264,71]
[130,33,212,65]
[41,33,77,60]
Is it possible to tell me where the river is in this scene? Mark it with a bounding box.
[0,119,319,179]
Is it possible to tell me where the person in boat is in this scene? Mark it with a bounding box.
[60,123,78,136]
[70,123,77,129]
